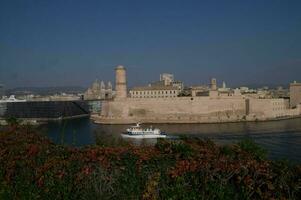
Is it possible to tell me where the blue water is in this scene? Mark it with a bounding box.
[45,117,301,163]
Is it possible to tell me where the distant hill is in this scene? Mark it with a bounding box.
[6,86,86,96]
[230,83,290,90]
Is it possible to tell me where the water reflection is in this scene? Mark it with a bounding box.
[45,118,301,162]
[46,118,95,146]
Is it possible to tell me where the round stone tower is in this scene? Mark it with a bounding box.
[210,78,217,91]
[115,65,127,98]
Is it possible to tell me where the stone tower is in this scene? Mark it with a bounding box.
[210,78,217,90]
[115,65,127,98]
[290,81,301,108]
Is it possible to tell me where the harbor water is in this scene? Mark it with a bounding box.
[45,117,301,163]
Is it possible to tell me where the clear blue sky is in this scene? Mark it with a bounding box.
[0,0,300,88]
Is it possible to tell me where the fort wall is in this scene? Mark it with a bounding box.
[95,96,247,124]
[92,66,301,124]
[247,98,300,120]
[93,96,301,124]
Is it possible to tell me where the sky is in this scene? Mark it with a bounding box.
[0,0,301,89]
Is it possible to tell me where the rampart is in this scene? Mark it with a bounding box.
[92,65,301,124]
[93,96,301,124]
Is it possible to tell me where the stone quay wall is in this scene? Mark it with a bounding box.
[94,96,246,124]
[92,96,301,124]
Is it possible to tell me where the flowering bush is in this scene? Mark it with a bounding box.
[0,125,300,199]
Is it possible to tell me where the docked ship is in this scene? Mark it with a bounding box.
[121,123,166,139]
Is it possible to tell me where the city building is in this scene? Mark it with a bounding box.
[129,73,182,98]
[150,79,184,91]
[218,81,231,93]
[130,85,179,98]
[84,79,113,100]
[152,73,184,90]
[290,81,301,108]
[171,81,184,91]
[160,73,174,86]
[270,86,289,99]
[191,85,209,97]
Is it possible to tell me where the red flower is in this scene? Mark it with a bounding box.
[27,144,39,156]
[57,170,65,179]
[82,166,93,175]
[37,176,44,187]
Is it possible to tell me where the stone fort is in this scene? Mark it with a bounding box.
[92,65,301,124]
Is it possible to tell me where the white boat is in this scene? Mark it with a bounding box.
[121,123,166,139]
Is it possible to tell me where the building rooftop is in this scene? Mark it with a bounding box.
[130,85,179,91]
[115,65,125,70]
[290,81,301,86]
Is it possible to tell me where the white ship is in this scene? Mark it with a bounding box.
[121,123,166,139]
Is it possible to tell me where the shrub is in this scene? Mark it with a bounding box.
[0,128,300,199]
[238,139,267,160]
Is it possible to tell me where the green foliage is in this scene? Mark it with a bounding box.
[270,159,301,199]
[238,138,267,160]
[5,117,20,126]
[115,153,142,199]
[171,141,194,158]
[156,139,194,159]
[76,167,118,200]
[155,138,169,152]
[159,172,248,200]
[220,145,235,158]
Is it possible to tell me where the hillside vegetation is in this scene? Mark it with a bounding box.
[0,124,300,199]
